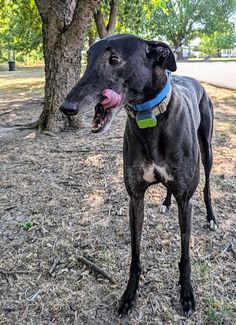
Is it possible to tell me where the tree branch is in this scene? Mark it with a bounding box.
[107,0,118,34]
[94,0,118,39]
[94,9,108,38]
[65,0,101,45]
[78,256,118,285]
[0,269,31,276]
[34,0,50,21]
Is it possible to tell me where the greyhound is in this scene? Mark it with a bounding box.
[60,34,217,317]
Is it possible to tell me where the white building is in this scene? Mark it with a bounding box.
[221,48,236,57]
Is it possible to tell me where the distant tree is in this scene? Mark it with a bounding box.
[87,21,97,46]
[150,0,236,60]
[116,0,236,60]
[116,0,161,37]
[0,0,42,62]
[34,0,101,133]
[199,28,236,56]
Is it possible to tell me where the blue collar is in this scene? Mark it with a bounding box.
[134,71,171,112]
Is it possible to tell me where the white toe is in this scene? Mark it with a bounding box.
[209,220,218,230]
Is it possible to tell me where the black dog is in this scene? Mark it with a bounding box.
[60,34,217,317]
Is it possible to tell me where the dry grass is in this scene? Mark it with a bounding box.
[0,69,235,325]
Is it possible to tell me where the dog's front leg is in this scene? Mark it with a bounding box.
[118,193,145,317]
[177,199,195,317]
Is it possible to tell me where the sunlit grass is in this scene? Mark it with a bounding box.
[0,68,45,97]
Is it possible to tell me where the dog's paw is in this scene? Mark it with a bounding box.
[180,286,195,318]
[160,204,171,214]
[209,219,218,231]
[117,294,136,318]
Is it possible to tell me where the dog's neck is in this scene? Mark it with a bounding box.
[142,67,168,103]
[134,70,171,112]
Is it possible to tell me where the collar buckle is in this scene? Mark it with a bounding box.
[125,104,136,118]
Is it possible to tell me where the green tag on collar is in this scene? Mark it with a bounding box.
[136,111,157,129]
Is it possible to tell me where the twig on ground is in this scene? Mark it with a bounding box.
[50,149,90,153]
[50,148,122,154]
[77,256,118,285]
[201,241,235,260]
[49,256,58,275]
[106,136,123,139]
[24,287,42,301]
[222,242,231,253]
[0,269,31,276]
[97,148,122,152]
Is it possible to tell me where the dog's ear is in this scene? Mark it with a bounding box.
[146,40,177,72]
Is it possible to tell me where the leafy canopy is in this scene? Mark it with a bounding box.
[116,0,236,47]
[0,0,42,62]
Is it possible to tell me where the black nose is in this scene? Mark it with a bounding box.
[59,101,79,116]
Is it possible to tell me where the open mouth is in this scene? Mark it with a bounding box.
[90,89,122,133]
[91,104,112,133]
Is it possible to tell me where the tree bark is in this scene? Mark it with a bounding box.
[176,49,184,61]
[173,40,184,61]
[35,0,101,133]
[94,0,118,39]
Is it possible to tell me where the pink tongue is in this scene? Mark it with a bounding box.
[101,89,122,109]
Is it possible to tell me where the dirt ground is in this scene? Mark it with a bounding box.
[0,68,235,325]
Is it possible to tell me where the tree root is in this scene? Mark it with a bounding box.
[6,120,57,137]
[41,130,57,137]
[11,120,39,130]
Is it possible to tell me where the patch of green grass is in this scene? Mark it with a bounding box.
[205,298,236,323]
[213,174,236,192]
[200,260,210,275]
[193,260,211,280]
[19,221,35,230]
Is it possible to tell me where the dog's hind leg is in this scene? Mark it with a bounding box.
[177,198,195,317]
[117,192,145,317]
[198,94,217,230]
[160,189,172,213]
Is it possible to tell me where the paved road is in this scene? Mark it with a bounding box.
[174,62,236,90]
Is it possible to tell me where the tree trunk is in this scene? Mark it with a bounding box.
[35,0,101,133]
[173,40,184,61]
[176,49,184,61]
[216,49,221,57]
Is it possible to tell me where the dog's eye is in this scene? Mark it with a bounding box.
[109,56,122,66]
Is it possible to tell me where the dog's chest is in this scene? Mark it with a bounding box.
[142,162,173,183]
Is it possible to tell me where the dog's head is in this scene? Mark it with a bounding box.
[60,34,176,133]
